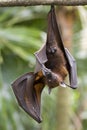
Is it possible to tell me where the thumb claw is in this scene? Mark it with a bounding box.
[59,82,67,88]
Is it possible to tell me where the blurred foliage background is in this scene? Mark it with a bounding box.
[0,5,87,130]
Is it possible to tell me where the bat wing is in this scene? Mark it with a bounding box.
[65,48,77,88]
[34,43,47,73]
[51,6,77,88]
[12,72,45,123]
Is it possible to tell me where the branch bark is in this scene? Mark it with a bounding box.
[0,0,87,7]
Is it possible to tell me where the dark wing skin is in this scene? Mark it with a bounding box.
[12,72,45,123]
[51,6,77,88]
[64,48,77,88]
[34,43,47,73]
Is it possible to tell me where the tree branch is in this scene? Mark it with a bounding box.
[0,0,87,7]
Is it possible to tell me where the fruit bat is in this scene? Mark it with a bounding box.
[11,5,77,123]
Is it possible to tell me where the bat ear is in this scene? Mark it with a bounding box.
[11,72,43,123]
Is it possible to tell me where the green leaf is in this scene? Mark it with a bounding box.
[0,27,43,49]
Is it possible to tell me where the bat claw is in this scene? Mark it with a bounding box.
[64,82,77,89]
[59,82,67,88]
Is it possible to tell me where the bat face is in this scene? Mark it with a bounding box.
[12,5,77,124]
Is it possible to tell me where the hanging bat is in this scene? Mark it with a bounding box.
[11,5,77,123]
[35,5,77,91]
